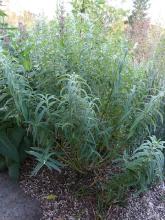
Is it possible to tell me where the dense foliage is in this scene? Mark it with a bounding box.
[0,0,165,212]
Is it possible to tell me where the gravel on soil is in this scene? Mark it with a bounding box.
[20,159,165,220]
[20,159,95,220]
[107,184,165,220]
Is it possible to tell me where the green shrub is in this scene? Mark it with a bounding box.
[0,1,165,208]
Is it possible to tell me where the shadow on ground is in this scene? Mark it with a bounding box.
[0,172,41,220]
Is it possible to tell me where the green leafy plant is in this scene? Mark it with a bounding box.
[0,126,31,180]
[103,136,165,204]
[125,136,165,189]
[56,73,101,172]
[27,146,63,175]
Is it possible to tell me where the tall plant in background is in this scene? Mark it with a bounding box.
[129,0,150,23]
[0,0,7,30]
[127,0,150,62]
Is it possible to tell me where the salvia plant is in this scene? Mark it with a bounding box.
[0,0,165,209]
